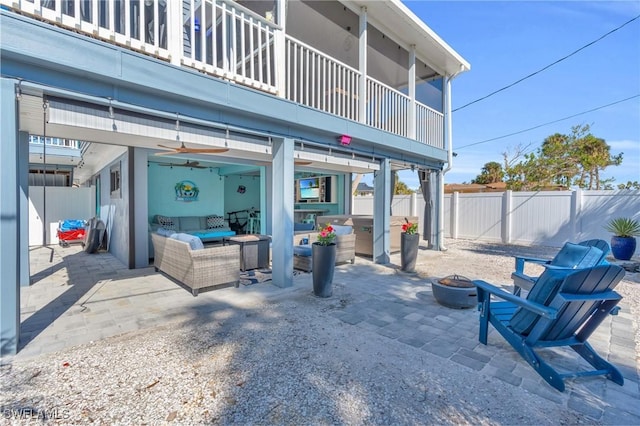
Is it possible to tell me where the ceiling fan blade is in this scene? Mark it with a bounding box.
[157,144,177,150]
[295,160,313,166]
[154,151,180,156]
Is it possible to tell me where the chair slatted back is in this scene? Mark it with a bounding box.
[577,239,611,259]
[541,265,624,341]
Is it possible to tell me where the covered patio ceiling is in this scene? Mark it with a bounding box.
[18,94,382,184]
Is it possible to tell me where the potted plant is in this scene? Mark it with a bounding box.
[604,217,640,261]
[312,223,337,297]
[400,218,419,272]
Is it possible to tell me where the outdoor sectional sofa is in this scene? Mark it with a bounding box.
[293,225,356,272]
[151,232,240,296]
[149,214,236,258]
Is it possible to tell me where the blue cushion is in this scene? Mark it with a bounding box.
[294,245,312,257]
[170,232,204,250]
[157,227,174,237]
[331,225,352,236]
[294,222,315,232]
[509,268,572,335]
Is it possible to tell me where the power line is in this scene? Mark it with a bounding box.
[453,14,640,113]
[456,94,640,150]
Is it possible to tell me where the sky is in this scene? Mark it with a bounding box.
[380,0,640,190]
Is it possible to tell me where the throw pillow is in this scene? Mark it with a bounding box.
[156,215,176,230]
[206,215,226,229]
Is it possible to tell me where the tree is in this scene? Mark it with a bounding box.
[617,181,640,190]
[472,161,504,184]
[394,179,414,195]
[500,125,623,190]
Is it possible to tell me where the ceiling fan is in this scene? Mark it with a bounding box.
[155,142,229,156]
[157,160,207,169]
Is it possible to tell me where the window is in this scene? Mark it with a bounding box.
[110,162,121,198]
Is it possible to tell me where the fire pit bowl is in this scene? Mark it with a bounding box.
[431,275,477,309]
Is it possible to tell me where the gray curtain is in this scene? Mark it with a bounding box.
[418,169,432,245]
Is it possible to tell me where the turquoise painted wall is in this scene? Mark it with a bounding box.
[224,175,261,214]
[147,163,225,220]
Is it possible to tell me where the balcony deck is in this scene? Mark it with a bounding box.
[2,0,445,149]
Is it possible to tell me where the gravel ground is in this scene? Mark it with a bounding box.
[1,240,638,425]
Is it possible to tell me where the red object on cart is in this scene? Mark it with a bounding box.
[57,219,87,247]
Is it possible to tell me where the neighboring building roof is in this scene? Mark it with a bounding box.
[356,182,374,193]
[444,183,507,193]
[444,182,569,193]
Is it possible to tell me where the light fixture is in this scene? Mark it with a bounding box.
[338,134,352,146]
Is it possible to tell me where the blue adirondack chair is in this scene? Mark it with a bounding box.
[476,264,625,392]
[511,239,610,295]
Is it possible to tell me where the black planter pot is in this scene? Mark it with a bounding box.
[312,242,336,297]
[400,233,420,272]
[610,236,637,261]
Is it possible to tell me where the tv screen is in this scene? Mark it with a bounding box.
[299,178,320,199]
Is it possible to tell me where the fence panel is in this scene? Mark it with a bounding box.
[352,189,640,247]
[510,191,573,246]
[456,193,503,241]
[579,190,640,242]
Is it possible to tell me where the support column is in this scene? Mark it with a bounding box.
[358,7,367,124]
[343,174,352,215]
[435,170,444,249]
[168,0,182,66]
[1,78,20,356]
[19,132,30,286]
[270,137,294,287]
[274,0,287,98]
[373,158,390,263]
[408,45,416,139]
[132,147,149,268]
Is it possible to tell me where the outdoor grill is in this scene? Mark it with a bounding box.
[432,275,478,309]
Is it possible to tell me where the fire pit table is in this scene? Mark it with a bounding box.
[431,275,477,309]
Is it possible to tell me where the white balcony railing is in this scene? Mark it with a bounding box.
[285,36,360,122]
[3,0,444,148]
[416,103,445,149]
[365,78,410,139]
[182,0,278,93]
[29,136,81,149]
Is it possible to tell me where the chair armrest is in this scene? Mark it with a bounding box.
[474,280,558,319]
[514,256,551,274]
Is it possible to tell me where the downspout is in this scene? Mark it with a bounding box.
[439,67,464,251]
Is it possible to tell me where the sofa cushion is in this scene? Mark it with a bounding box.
[178,216,202,232]
[207,215,226,229]
[170,232,205,250]
[293,245,312,257]
[156,215,176,230]
[332,225,352,236]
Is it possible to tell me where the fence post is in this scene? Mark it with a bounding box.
[502,190,512,244]
[410,192,417,217]
[571,188,582,241]
[451,191,459,239]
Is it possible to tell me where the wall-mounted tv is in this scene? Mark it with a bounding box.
[299,177,320,199]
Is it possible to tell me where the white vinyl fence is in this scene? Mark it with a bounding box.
[353,189,640,248]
